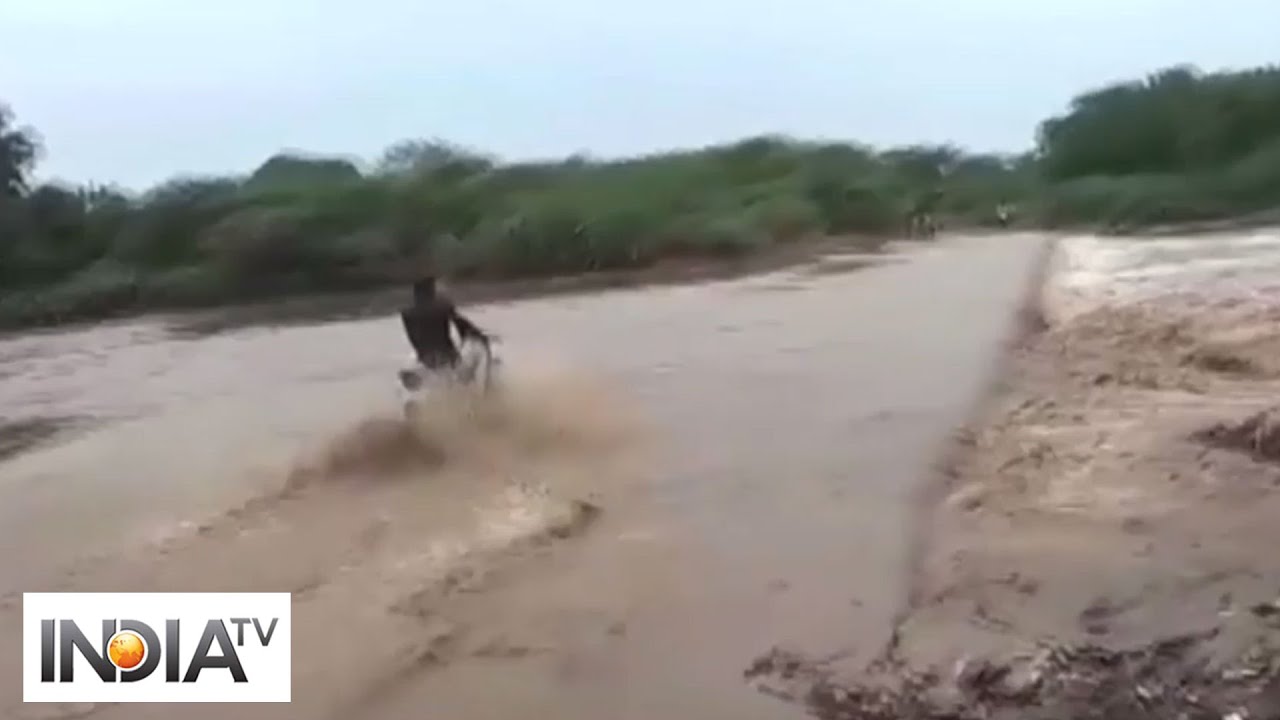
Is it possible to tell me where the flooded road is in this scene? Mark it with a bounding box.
[1,233,1048,719]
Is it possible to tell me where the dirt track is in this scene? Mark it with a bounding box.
[748,230,1280,719]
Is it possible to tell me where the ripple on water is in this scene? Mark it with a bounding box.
[0,415,90,462]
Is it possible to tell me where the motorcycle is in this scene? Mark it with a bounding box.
[397,335,503,416]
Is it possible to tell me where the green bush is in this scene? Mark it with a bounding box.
[197,205,320,278]
[745,195,825,241]
[138,264,229,306]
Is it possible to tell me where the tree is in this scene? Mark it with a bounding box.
[0,104,40,198]
[1035,64,1280,180]
[881,145,963,184]
[245,153,361,191]
[376,139,494,178]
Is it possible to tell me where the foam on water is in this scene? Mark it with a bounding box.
[270,359,644,585]
[1046,229,1280,323]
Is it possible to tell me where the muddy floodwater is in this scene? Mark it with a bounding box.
[0,234,1046,719]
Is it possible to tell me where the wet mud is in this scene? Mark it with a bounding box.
[747,228,1280,720]
[1192,409,1280,464]
[749,629,1280,720]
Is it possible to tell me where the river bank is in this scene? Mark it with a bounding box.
[749,227,1280,719]
[159,233,897,337]
[0,233,900,464]
[0,233,898,338]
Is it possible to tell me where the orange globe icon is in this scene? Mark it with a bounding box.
[107,631,146,670]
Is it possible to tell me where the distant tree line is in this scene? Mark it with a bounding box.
[1022,65,1280,229]
[3,62,1280,328]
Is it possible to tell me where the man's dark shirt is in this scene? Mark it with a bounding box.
[400,297,483,368]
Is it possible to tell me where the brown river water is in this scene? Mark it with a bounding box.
[0,233,1047,719]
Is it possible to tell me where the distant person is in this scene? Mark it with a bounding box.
[909,211,937,239]
[909,190,943,239]
[399,275,489,375]
[996,202,1014,229]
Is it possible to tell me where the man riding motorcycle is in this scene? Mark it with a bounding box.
[399,275,490,386]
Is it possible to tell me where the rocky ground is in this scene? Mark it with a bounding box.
[747,230,1280,719]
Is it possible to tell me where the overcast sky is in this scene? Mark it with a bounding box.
[2,0,1277,189]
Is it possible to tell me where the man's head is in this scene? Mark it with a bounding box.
[412,275,437,304]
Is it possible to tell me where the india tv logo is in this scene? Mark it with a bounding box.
[23,592,291,703]
[107,628,146,671]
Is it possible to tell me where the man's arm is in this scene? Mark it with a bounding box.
[447,303,487,343]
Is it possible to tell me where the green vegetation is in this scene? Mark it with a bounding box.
[0,128,1022,328]
[4,61,1280,328]
[1031,65,1280,229]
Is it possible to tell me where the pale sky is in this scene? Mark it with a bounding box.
[2,0,1277,190]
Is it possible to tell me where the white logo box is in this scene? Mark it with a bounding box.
[23,592,291,703]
